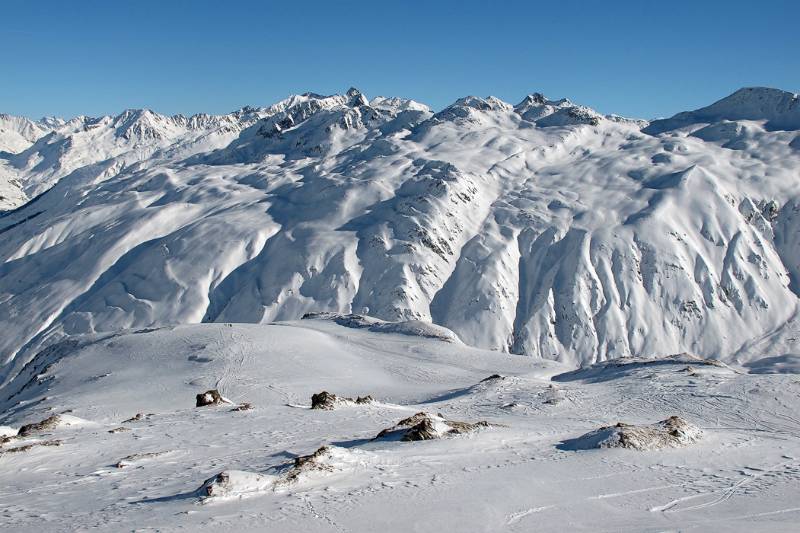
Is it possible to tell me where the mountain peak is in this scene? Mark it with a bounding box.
[111,108,175,141]
[513,93,602,127]
[645,86,800,134]
[727,86,798,100]
[450,95,512,112]
[518,93,547,106]
[346,87,369,107]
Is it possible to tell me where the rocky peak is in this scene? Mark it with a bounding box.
[346,87,369,107]
[514,93,602,127]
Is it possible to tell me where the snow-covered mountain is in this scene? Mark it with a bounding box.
[0,105,273,205]
[2,87,800,531]
[0,113,59,154]
[644,86,800,134]
[0,114,63,209]
[2,86,800,380]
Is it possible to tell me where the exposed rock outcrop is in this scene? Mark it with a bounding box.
[375,412,491,441]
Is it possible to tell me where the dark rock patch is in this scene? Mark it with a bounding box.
[311,391,374,410]
[196,389,224,407]
[375,412,492,441]
[18,415,61,437]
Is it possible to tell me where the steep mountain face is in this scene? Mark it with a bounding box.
[1,87,800,381]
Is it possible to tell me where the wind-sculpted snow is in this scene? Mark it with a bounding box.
[1,87,800,377]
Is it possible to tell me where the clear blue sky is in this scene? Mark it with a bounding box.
[2,0,798,120]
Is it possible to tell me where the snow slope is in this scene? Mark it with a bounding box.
[2,87,800,378]
[1,321,798,531]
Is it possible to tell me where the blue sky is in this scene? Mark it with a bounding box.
[2,0,798,120]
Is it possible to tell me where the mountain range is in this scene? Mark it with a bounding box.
[2,86,800,381]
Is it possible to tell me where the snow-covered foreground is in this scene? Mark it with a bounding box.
[2,320,799,531]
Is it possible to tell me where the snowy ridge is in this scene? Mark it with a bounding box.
[645,87,800,134]
[1,87,800,379]
[0,113,59,154]
[0,105,273,202]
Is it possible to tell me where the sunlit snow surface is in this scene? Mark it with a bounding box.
[1,87,800,375]
[2,87,800,530]
[1,321,799,531]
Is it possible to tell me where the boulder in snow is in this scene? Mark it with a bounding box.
[18,415,62,437]
[375,412,491,441]
[280,445,363,485]
[0,440,62,455]
[310,391,374,410]
[198,470,277,501]
[196,389,224,407]
[559,416,702,451]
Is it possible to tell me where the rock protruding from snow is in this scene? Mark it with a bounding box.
[287,445,336,479]
[280,445,366,485]
[310,391,374,410]
[644,87,800,134]
[198,470,277,501]
[0,439,62,455]
[17,415,62,437]
[196,389,225,407]
[121,413,155,423]
[16,414,93,436]
[560,416,702,451]
[374,412,491,441]
[199,446,364,497]
[114,451,170,468]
